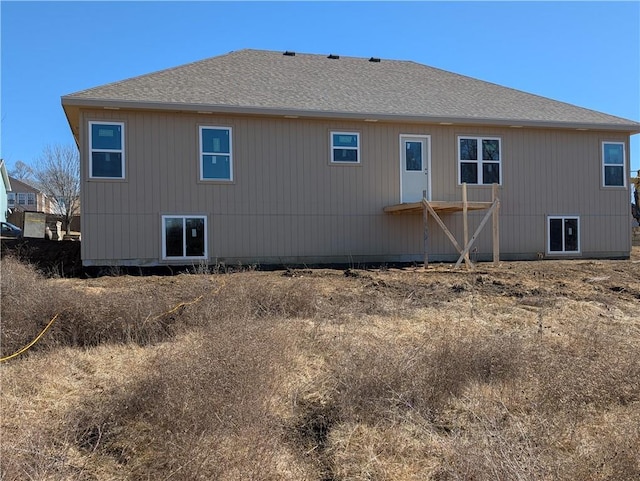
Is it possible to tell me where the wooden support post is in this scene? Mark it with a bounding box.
[492,183,500,266]
[423,190,429,267]
[462,182,470,265]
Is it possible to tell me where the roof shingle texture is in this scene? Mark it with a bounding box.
[64,49,638,127]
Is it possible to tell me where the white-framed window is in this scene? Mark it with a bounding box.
[602,141,625,187]
[161,215,207,260]
[17,193,26,205]
[547,216,580,254]
[199,126,232,181]
[458,136,501,185]
[89,121,125,179]
[330,131,360,164]
[27,193,35,206]
[7,193,15,206]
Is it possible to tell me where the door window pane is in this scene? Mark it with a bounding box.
[405,141,422,171]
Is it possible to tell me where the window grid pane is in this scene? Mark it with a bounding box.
[185,218,205,257]
[482,163,500,184]
[459,139,478,161]
[564,219,579,252]
[482,139,500,161]
[604,166,624,187]
[202,128,230,154]
[603,143,624,164]
[202,155,231,180]
[92,152,123,178]
[549,219,563,252]
[333,149,358,163]
[165,218,184,257]
[461,163,478,184]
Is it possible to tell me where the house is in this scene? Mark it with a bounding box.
[61,49,640,267]
[7,176,58,214]
[1,160,11,223]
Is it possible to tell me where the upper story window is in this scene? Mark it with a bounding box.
[200,126,232,181]
[458,136,501,185]
[331,132,360,164]
[27,193,35,206]
[89,121,125,179]
[7,193,15,206]
[17,193,26,205]
[602,141,625,187]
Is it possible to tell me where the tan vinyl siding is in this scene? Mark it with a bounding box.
[79,109,632,265]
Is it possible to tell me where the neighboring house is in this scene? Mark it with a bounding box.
[7,176,58,214]
[61,49,640,267]
[0,160,11,222]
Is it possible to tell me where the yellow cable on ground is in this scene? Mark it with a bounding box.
[144,295,205,324]
[0,313,61,363]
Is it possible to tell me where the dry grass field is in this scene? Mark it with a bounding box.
[1,249,639,480]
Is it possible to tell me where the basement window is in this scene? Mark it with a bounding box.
[602,141,625,187]
[89,121,125,179]
[458,136,501,185]
[331,132,360,164]
[200,126,233,181]
[162,215,207,260]
[547,216,580,254]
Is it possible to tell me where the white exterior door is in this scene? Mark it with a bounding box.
[400,135,431,203]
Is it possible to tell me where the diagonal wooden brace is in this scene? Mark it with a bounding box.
[455,199,499,268]
[422,199,473,269]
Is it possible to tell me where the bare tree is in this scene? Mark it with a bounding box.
[9,160,35,181]
[34,144,80,236]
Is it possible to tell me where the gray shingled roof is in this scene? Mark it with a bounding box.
[62,49,639,130]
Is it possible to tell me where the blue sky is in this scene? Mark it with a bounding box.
[1,1,639,174]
